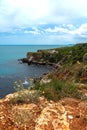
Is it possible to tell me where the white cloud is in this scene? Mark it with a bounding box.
[53,0,87,18]
[1,0,87,32]
[42,23,87,44]
[0,0,87,44]
[66,24,76,30]
[24,27,42,35]
[68,23,87,36]
[45,26,68,33]
[0,0,50,31]
[24,30,40,35]
[45,23,87,36]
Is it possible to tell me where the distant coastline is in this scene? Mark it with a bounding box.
[0,45,61,98]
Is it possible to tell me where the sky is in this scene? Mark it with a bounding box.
[0,0,87,45]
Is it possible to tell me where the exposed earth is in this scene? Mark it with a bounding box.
[0,43,87,130]
[0,93,87,130]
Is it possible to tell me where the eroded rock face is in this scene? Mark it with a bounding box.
[0,96,70,130]
[1,94,87,130]
[35,102,69,130]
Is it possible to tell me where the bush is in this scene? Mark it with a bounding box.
[35,78,81,101]
[10,90,40,104]
[10,79,40,104]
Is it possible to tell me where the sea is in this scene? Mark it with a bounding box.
[0,45,68,98]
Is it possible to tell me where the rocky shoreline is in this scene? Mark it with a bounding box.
[18,48,62,73]
[18,49,61,84]
[18,43,87,85]
[0,43,87,129]
[18,58,55,66]
[19,43,87,70]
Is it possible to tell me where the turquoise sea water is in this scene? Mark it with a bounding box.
[0,45,62,98]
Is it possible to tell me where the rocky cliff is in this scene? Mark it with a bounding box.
[19,43,87,67]
[0,92,87,130]
[1,43,87,130]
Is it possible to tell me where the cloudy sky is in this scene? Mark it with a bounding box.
[0,0,87,45]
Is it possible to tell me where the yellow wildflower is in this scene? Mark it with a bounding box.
[42,91,45,94]
[14,81,17,84]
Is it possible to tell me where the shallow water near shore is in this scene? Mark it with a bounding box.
[0,45,62,98]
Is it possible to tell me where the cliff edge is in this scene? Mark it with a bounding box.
[0,43,87,129]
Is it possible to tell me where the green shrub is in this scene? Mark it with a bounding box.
[62,82,82,98]
[10,79,40,104]
[10,90,40,104]
[35,78,81,101]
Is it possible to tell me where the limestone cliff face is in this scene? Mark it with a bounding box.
[27,52,43,62]
[25,43,87,65]
[26,49,58,65]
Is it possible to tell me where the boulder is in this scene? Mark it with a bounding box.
[35,102,69,130]
[19,58,28,63]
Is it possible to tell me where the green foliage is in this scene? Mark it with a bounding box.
[75,67,83,82]
[62,82,81,98]
[10,90,40,104]
[27,43,87,65]
[14,80,24,92]
[10,79,40,104]
[11,43,87,103]
[35,78,81,101]
[52,43,87,64]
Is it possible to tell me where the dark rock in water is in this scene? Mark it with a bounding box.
[18,58,28,63]
[37,50,42,52]
[32,61,46,65]
[22,58,28,63]
[83,53,87,63]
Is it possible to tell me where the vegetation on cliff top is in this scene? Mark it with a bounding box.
[27,43,87,64]
[54,43,87,64]
[0,43,86,130]
[11,43,87,103]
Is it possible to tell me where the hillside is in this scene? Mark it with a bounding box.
[0,43,87,130]
[26,43,87,65]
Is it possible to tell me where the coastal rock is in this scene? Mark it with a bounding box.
[40,78,51,85]
[40,75,51,85]
[0,95,87,130]
[18,58,28,63]
[35,102,69,130]
[26,50,58,66]
[27,52,43,61]
[48,49,58,54]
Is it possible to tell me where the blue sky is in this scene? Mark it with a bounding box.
[0,0,87,45]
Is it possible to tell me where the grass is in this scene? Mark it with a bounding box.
[10,43,87,103]
[10,79,40,104]
[10,76,82,104]
[7,43,87,129]
[26,43,87,64]
[10,90,40,104]
[35,78,82,101]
